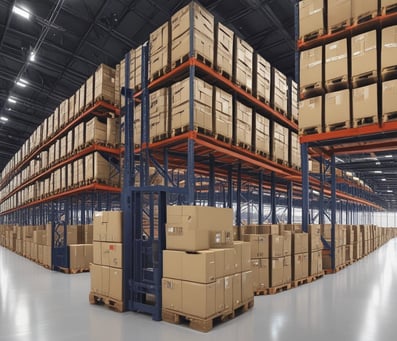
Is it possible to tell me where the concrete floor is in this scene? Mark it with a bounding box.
[1,239,397,341]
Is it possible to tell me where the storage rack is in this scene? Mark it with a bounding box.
[0,101,122,267]
[121,21,383,319]
[299,8,397,270]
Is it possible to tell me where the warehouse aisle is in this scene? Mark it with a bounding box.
[1,239,397,341]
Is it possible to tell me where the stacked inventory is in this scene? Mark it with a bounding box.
[0,63,120,214]
[307,225,323,276]
[90,211,124,310]
[162,206,253,329]
[113,1,298,169]
[298,0,397,135]
[352,225,363,260]
[242,224,292,293]
[291,231,309,283]
[321,224,346,269]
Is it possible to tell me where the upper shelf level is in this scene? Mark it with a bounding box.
[298,11,397,51]
[132,57,298,132]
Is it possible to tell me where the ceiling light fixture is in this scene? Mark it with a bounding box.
[12,5,31,20]
[387,190,393,193]
[29,52,36,62]
[382,178,387,181]
[376,162,381,165]
[374,170,382,174]
[7,97,16,104]
[16,78,28,87]
[0,116,9,122]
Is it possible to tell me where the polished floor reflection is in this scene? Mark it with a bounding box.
[1,239,397,341]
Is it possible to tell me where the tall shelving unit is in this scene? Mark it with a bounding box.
[121,12,384,318]
[0,100,122,267]
[299,10,397,270]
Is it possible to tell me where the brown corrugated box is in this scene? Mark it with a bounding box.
[182,250,216,283]
[293,233,309,254]
[351,30,377,78]
[270,235,284,258]
[93,211,122,242]
[93,241,101,265]
[109,268,123,301]
[327,0,351,28]
[242,270,253,302]
[383,79,397,115]
[270,257,284,287]
[232,273,242,308]
[352,0,377,19]
[224,248,235,276]
[215,278,225,313]
[257,224,279,235]
[299,0,324,38]
[299,96,322,131]
[353,84,377,121]
[162,278,182,311]
[325,89,350,126]
[382,25,397,70]
[101,242,122,268]
[182,281,216,318]
[300,46,322,89]
[325,39,348,82]
[282,231,292,256]
[283,256,292,284]
[163,250,183,279]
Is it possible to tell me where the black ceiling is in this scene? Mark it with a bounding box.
[0,0,296,172]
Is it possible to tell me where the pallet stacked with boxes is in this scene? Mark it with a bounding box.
[307,224,324,278]
[0,63,120,214]
[0,223,93,271]
[299,0,397,135]
[89,211,124,312]
[291,229,309,286]
[162,206,253,332]
[114,1,298,169]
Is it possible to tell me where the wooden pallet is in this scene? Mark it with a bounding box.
[172,52,213,69]
[151,133,170,143]
[235,81,252,95]
[254,288,269,296]
[325,75,349,92]
[267,283,291,295]
[353,11,378,26]
[353,115,378,128]
[325,120,350,132]
[299,126,322,136]
[150,65,171,82]
[89,292,124,312]
[162,299,254,332]
[382,65,397,81]
[352,70,377,88]
[383,111,397,123]
[292,277,310,288]
[324,263,348,274]
[382,3,397,16]
[215,133,231,144]
[307,271,325,283]
[57,266,89,274]
[256,95,270,106]
[216,67,232,81]
[299,28,324,43]
[256,149,270,159]
[236,141,252,151]
[300,82,323,98]
[328,19,351,35]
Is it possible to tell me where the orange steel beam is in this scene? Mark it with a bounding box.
[0,183,121,216]
[0,101,119,188]
[0,144,120,205]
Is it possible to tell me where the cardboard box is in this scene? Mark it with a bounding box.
[352,0,378,20]
[182,281,216,318]
[242,271,254,302]
[328,0,351,29]
[308,224,323,251]
[109,267,123,301]
[281,231,292,257]
[283,256,292,284]
[325,89,350,126]
[212,249,225,279]
[233,241,251,272]
[293,253,303,280]
[252,258,269,291]
[325,39,348,82]
[214,87,233,140]
[382,25,397,70]
[255,113,270,155]
[90,263,102,295]
[162,278,182,312]
[300,46,322,89]
[299,0,324,38]
[232,273,242,308]
[270,257,284,287]
[235,37,253,91]
[182,250,216,283]
[383,79,397,115]
[163,250,183,279]
[270,235,284,258]
[37,245,44,264]
[93,211,122,242]
[216,22,233,79]
[209,230,233,248]
[166,206,233,251]
[352,30,377,78]
[236,101,252,147]
[69,244,85,269]
[256,55,271,104]
[310,250,323,275]
[293,233,309,254]
[302,253,309,278]
[93,241,102,265]
[84,224,93,244]
[102,242,122,269]
[299,96,322,131]
[215,278,225,313]
[224,248,235,276]
[353,84,378,121]
[257,224,279,235]
[43,245,52,267]
[224,276,233,312]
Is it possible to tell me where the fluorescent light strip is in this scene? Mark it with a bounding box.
[12,5,31,20]
[0,116,8,122]
[7,97,16,104]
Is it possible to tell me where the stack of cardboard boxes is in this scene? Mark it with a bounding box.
[308,225,323,276]
[90,211,123,303]
[242,224,292,292]
[163,206,253,321]
[321,224,346,269]
[291,230,309,282]
[299,1,397,135]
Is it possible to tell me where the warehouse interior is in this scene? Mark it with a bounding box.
[1,0,397,339]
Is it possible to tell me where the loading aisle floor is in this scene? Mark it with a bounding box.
[1,240,397,341]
